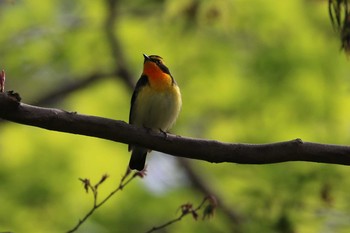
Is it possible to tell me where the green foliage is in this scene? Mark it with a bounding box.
[0,0,350,232]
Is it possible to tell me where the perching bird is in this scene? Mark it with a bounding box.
[128,54,182,171]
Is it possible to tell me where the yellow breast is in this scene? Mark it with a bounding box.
[132,83,182,131]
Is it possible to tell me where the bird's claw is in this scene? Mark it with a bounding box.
[159,128,169,140]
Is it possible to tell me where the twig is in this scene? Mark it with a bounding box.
[0,69,5,93]
[328,0,350,56]
[66,169,145,233]
[145,196,216,233]
[178,158,242,227]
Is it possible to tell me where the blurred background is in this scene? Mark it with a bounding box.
[1,0,350,232]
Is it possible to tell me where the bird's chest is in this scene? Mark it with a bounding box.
[133,86,179,130]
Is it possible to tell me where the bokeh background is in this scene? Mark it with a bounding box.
[1,0,350,232]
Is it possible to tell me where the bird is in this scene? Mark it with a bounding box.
[128,54,182,171]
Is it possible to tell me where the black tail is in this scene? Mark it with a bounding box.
[129,147,148,171]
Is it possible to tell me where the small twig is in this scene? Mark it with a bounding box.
[66,169,145,233]
[0,69,5,93]
[328,0,350,56]
[178,158,242,227]
[145,196,216,233]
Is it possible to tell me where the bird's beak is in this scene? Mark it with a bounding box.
[143,54,150,61]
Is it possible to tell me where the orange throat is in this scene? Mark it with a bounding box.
[143,62,172,90]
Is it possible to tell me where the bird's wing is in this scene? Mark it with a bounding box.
[128,75,149,151]
[129,74,149,124]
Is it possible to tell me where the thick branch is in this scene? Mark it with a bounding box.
[1,92,350,166]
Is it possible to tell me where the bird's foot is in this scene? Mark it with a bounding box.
[142,125,153,133]
[159,128,169,140]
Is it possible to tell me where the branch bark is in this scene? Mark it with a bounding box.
[1,92,350,166]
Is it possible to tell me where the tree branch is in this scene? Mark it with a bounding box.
[104,0,135,89]
[32,72,112,106]
[1,92,350,166]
